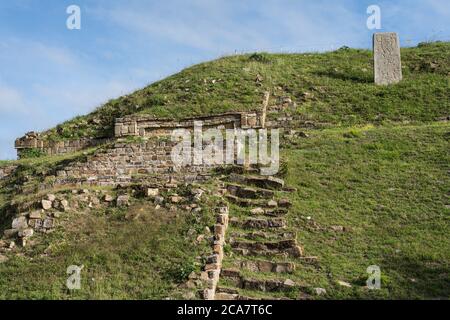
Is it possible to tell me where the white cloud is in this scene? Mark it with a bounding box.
[91,0,369,54]
[0,84,28,114]
[31,79,139,115]
[0,38,77,68]
[91,0,281,52]
[427,0,450,17]
[33,42,77,66]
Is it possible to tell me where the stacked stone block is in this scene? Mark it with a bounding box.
[202,205,229,300]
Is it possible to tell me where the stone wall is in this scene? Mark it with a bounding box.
[0,165,17,181]
[14,132,110,159]
[54,139,215,187]
[202,205,229,300]
[15,112,263,158]
[114,112,262,138]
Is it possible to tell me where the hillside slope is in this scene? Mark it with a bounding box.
[0,42,449,299]
[36,41,449,142]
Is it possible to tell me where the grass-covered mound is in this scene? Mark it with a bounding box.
[0,42,448,299]
[41,42,449,141]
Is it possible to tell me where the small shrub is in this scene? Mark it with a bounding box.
[167,258,196,283]
[338,45,351,51]
[248,52,272,64]
[343,130,362,139]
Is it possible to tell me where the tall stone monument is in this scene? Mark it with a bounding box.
[373,32,403,85]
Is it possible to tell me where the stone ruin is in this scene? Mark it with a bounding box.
[13,32,406,160]
[14,112,265,159]
[0,165,17,181]
[115,112,263,138]
[14,131,110,158]
[10,109,272,190]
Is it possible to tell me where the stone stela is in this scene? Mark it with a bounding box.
[373,32,403,85]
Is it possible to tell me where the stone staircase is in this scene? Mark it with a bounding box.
[211,169,309,300]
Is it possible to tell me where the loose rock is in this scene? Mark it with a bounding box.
[314,287,327,296]
[18,228,34,238]
[12,216,28,230]
[60,199,70,211]
[29,210,42,219]
[104,194,114,202]
[41,200,52,210]
[147,188,159,197]
[170,195,183,203]
[337,280,352,288]
[116,195,130,207]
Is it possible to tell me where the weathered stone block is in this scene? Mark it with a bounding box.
[146,188,159,197]
[18,228,34,238]
[203,288,215,300]
[116,195,130,207]
[34,219,44,229]
[216,214,228,226]
[170,195,183,203]
[43,218,54,229]
[41,199,52,210]
[29,210,42,219]
[218,206,229,214]
[206,254,219,264]
[12,216,28,230]
[204,263,220,271]
[257,260,274,272]
[60,199,70,211]
[104,194,115,202]
[3,229,18,239]
[373,32,402,85]
[214,224,226,237]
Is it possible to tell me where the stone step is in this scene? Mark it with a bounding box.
[226,184,274,200]
[226,195,286,209]
[229,230,296,242]
[242,277,299,293]
[215,286,293,301]
[248,207,289,217]
[230,217,287,230]
[225,195,267,207]
[227,174,285,190]
[236,260,296,274]
[230,239,303,257]
[215,165,260,176]
[214,287,240,300]
[219,269,299,293]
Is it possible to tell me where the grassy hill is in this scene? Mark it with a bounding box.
[39,41,449,141]
[0,42,449,299]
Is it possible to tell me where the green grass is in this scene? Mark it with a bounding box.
[0,146,105,206]
[0,200,213,299]
[39,42,449,142]
[0,42,449,299]
[283,122,449,299]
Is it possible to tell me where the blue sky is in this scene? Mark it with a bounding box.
[0,0,449,159]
